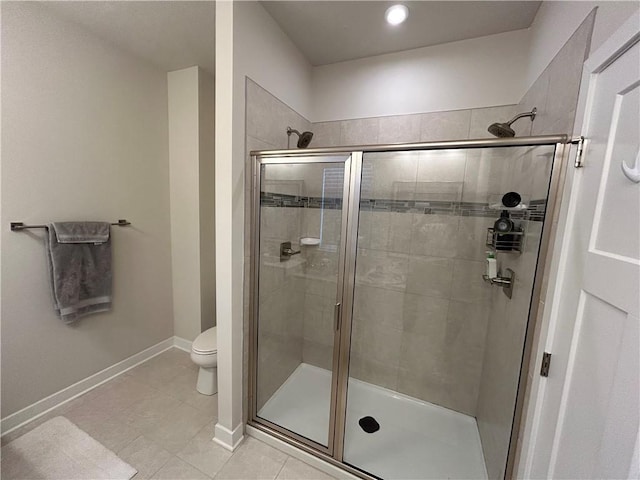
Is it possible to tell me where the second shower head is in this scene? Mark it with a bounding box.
[287,126,314,149]
[488,108,537,138]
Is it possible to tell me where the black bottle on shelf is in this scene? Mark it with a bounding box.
[494,210,515,250]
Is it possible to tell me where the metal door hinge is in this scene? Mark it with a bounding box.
[540,352,552,377]
[572,136,586,168]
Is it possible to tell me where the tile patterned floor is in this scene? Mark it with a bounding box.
[1,348,338,480]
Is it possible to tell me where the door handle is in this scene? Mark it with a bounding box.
[334,303,342,331]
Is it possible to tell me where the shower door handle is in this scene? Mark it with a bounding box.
[334,302,342,331]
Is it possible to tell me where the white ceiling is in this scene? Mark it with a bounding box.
[42,1,216,75]
[261,1,542,66]
[40,1,541,74]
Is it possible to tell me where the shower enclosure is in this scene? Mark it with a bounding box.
[249,136,569,479]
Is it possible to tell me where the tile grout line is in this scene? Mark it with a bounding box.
[272,455,290,480]
[113,357,205,451]
[116,432,143,457]
[146,457,172,480]
[177,418,225,478]
[210,448,235,480]
[105,354,201,463]
[133,434,174,480]
[189,458,217,480]
[127,391,216,478]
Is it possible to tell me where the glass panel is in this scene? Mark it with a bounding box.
[255,157,348,448]
[343,145,556,479]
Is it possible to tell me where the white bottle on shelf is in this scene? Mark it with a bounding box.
[486,251,498,279]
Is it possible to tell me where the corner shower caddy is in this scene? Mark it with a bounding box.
[486,227,525,253]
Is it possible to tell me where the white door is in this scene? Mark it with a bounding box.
[522,17,640,480]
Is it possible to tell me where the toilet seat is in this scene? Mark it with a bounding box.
[192,327,217,354]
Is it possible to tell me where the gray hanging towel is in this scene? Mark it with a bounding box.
[45,222,112,323]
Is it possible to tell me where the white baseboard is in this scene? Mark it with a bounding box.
[214,422,245,452]
[0,336,187,436]
[173,336,193,353]
[246,425,359,479]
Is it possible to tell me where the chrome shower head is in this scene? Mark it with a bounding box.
[297,131,314,148]
[488,122,516,138]
[487,108,537,138]
[287,126,314,149]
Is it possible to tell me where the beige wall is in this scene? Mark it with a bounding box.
[525,1,640,91]
[168,66,216,342]
[168,67,202,341]
[311,29,530,122]
[199,69,216,334]
[475,11,597,480]
[1,3,174,417]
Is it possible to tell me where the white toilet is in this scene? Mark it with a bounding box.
[190,327,218,395]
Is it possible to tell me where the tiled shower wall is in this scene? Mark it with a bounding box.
[245,79,312,415]
[344,146,552,417]
[258,163,346,406]
[254,145,551,421]
[255,201,305,411]
[306,106,533,417]
[311,104,518,149]
[245,74,529,417]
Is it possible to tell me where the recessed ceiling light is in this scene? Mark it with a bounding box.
[385,4,409,26]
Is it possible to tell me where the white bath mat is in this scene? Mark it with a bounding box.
[1,416,137,480]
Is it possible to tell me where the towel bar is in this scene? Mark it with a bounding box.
[10,219,131,231]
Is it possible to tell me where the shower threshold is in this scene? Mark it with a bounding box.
[258,363,488,479]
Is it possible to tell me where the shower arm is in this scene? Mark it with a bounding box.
[286,127,299,149]
[505,108,537,126]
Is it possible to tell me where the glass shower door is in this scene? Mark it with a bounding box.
[341,145,557,479]
[253,155,351,451]
[250,140,564,479]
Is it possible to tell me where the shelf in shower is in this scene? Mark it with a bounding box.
[486,227,524,253]
[488,203,528,211]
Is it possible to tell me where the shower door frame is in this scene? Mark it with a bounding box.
[248,135,572,480]
[248,153,355,458]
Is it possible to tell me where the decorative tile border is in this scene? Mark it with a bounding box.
[527,199,546,222]
[261,192,547,222]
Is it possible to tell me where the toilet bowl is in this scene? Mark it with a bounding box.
[190,327,218,395]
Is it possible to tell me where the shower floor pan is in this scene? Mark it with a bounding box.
[258,363,487,479]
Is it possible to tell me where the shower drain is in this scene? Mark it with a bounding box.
[358,416,380,433]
